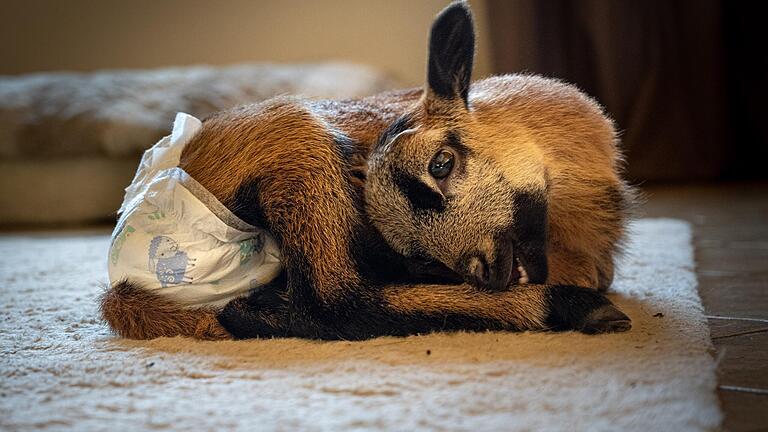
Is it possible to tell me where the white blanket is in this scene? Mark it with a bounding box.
[0,219,722,431]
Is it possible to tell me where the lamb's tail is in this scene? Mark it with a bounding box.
[99,279,232,340]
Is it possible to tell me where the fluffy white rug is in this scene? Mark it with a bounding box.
[0,219,722,431]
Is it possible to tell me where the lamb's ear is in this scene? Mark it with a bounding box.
[427,1,475,108]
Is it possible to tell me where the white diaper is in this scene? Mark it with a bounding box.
[108,113,282,308]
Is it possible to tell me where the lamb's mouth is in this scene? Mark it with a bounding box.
[462,246,532,291]
[507,241,548,286]
[509,255,530,285]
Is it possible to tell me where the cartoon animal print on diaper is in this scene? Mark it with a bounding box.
[148,236,196,287]
[238,233,266,265]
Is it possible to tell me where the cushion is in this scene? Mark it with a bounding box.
[0,62,398,160]
[0,62,399,226]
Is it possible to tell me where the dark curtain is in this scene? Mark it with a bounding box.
[487,0,767,182]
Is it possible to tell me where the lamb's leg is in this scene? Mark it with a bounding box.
[218,279,631,340]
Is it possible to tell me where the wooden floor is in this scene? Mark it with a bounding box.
[643,182,768,432]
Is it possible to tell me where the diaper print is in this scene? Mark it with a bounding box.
[110,224,135,266]
[147,210,166,221]
[148,235,196,287]
[239,234,265,265]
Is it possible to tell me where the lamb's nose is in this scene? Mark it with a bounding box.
[464,255,489,288]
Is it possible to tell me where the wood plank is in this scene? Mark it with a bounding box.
[644,182,768,431]
[718,390,768,432]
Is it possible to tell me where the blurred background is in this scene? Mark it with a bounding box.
[2,3,766,426]
[1,0,495,87]
[1,0,766,226]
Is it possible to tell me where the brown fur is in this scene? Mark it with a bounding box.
[382,284,548,330]
[181,100,365,303]
[100,81,631,338]
[450,74,631,291]
[364,74,635,292]
[100,2,633,340]
[469,75,636,289]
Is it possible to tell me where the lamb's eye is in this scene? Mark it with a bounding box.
[428,150,455,179]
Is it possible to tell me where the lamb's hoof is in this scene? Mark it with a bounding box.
[580,305,632,334]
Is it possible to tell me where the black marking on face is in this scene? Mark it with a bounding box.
[445,129,472,158]
[512,191,549,284]
[392,168,446,213]
[349,217,463,286]
[375,114,414,153]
